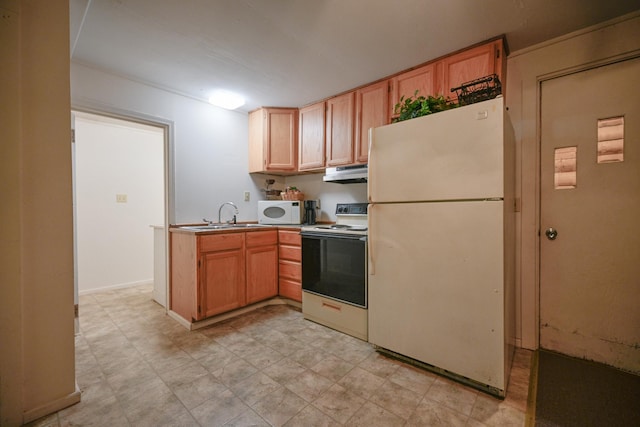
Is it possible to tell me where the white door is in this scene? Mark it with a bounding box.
[540,57,640,374]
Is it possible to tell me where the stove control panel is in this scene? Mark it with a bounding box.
[335,203,368,215]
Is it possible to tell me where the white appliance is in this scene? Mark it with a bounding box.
[301,203,368,340]
[258,200,303,225]
[367,97,516,397]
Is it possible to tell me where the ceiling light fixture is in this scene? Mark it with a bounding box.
[208,89,245,110]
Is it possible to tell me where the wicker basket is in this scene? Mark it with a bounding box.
[281,191,304,201]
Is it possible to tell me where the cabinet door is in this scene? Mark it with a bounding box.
[246,244,278,304]
[441,40,501,102]
[248,108,297,173]
[265,108,297,171]
[355,81,389,164]
[326,92,355,166]
[389,62,439,121]
[199,248,245,319]
[298,101,325,171]
[246,230,279,304]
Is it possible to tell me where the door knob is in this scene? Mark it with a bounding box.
[545,228,558,240]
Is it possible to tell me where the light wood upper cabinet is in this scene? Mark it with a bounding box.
[355,80,389,164]
[441,39,504,102]
[389,62,439,121]
[298,101,325,171]
[249,107,298,174]
[245,230,278,304]
[248,37,505,172]
[326,91,355,167]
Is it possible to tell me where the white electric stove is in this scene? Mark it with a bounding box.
[300,203,368,340]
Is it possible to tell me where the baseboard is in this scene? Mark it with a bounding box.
[169,297,302,330]
[22,382,81,424]
[78,279,153,295]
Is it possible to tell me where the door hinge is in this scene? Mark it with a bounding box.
[71,128,75,143]
[496,49,500,59]
[198,260,201,268]
[198,305,201,313]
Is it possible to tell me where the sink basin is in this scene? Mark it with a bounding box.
[180,225,231,231]
[180,223,270,231]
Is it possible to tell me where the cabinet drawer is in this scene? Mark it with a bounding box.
[246,230,278,248]
[279,278,301,302]
[278,230,301,246]
[279,260,301,281]
[279,245,301,262]
[199,233,244,252]
[302,292,367,341]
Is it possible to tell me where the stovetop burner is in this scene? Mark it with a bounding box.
[315,224,368,231]
[302,203,368,236]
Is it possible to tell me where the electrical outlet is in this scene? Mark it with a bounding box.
[244,191,250,202]
[116,194,127,203]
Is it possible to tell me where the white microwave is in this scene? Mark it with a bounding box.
[258,200,303,225]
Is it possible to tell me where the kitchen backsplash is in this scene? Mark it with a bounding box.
[284,173,367,222]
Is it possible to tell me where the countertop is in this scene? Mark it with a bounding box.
[169,223,308,235]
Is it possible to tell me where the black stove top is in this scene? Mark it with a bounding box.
[314,224,368,231]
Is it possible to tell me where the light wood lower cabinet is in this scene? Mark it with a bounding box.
[200,243,245,318]
[246,231,279,304]
[170,229,278,322]
[278,229,302,302]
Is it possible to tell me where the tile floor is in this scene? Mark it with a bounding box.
[27,284,531,426]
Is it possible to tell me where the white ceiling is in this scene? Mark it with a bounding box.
[70,0,640,113]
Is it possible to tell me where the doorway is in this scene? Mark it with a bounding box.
[539,57,640,373]
[72,111,167,308]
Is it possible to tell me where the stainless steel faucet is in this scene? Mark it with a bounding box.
[218,201,239,224]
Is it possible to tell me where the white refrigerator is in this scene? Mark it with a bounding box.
[367,97,516,396]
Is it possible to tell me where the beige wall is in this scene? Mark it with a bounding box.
[0,0,79,425]
[506,11,640,350]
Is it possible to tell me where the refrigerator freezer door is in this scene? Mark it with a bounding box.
[368,200,506,391]
[369,98,505,203]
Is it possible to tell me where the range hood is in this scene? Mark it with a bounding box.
[323,164,368,184]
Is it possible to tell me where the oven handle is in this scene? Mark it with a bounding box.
[300,232,367,240]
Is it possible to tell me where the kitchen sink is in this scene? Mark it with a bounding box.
[179,223,271,231]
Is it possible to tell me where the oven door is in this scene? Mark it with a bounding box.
[301,232,367,308]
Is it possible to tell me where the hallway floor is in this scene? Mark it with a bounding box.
[27,284,531,426]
